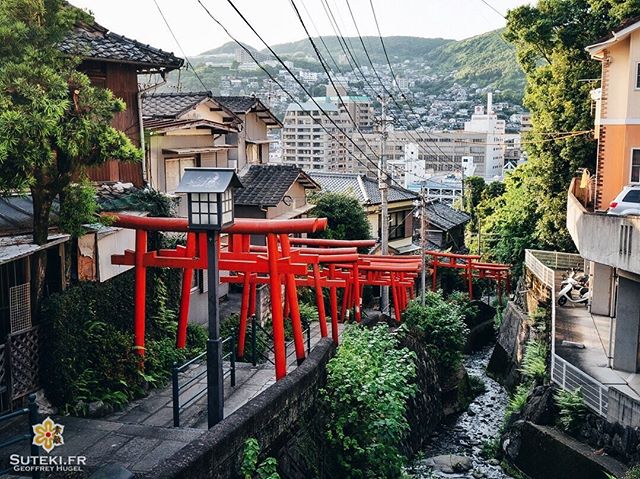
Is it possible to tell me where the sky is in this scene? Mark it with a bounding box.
[68,0,532,57]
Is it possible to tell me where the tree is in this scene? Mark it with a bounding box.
[0,0,141,300]
[479,0,640,268]
[309,192,371,241]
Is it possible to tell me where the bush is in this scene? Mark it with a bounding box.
[321,325,416,478]
[505,383,530,421]
[401,292,469,378]
[40,268,203,413]
[520,340,548,384]
[240,438,280,479]
[555,387,586,432]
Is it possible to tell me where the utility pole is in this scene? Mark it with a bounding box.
[420,186,427,305]
[378,95,390,316]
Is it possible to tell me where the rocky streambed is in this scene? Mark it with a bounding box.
[409,346,515,479]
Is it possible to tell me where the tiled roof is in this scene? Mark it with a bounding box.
[309,172,418,205]
[213,96,259,113]
[214,96,282,127]
[0,195,59,236]
[235,165,319,207]
[142,92,211,119]
[60,24,183,73]
[425,200,470,230]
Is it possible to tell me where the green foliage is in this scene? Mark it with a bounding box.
[401,292,469,378]
[506,383,531,421]
[494,307,504,331]
[555,387,587,432]
[309,192,370,242]
[321,325,417,478]
[40,269,203,412]
[58,179,99,237]
[520,340,548,384]
[480,436,501,459]
[240,438,280,479]
[621,466,640,479]
[0,0,142,244]
[478,1,640,270]
[468,375,487,396]
[220,313,269,363]
[99,188,178,218]
[298,301,318,325]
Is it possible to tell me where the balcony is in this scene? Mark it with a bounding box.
[567,178,640,275]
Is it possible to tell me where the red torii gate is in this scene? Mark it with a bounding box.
[425,250,511,303]
[108,213,422,380]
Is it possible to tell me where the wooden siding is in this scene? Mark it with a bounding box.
[82,61,144,186]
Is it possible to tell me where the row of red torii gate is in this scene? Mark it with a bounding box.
[108,215,510,380]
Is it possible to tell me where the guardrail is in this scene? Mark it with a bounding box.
[0,394,39,478]
[551,353,609,417]
[525,249,608,418]
[172,336,236,427]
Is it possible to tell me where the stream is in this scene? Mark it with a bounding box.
[410,345,515,479]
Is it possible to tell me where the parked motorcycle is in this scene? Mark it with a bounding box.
[557,275,590,306]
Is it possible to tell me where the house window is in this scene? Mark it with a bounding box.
[380,211,407,241]
[636,63,640,89]
[632,149,640,183]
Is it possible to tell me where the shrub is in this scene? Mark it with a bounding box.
[622,466,640,479]
[321,325,416,478]
[401,292,469,378]
[240,438,280,479]
[520,340,548,384]
[40,268,203,413]
[505,383,530,421]
[298,301,318,325]
[555,387,586,432]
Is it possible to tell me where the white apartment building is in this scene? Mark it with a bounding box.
[463,93,505,180]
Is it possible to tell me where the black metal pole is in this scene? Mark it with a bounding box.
[207,230,224,428]
[171,362,180,427]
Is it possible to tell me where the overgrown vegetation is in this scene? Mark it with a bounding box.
[401,292,469,378]
[41,268,207,413]
[240,438,280,479]
[321,325,416,478]
[477,1,640,272]
[520,340,548,385]
[555,387,586,433]
[505,383,531,421]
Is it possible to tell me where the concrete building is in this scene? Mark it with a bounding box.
[463,93,505,180]
[530,17,640,428]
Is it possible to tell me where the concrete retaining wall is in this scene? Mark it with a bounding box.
[142,338,336,479]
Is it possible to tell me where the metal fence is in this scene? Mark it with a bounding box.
[249,316,312,367]
[171,336,236,427]
[525,249,609,418]
[551,353,609,417]
[0,394,39,478]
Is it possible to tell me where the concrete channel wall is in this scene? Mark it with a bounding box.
[142,338,336,479]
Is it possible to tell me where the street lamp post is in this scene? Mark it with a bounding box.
[176,168,242,428]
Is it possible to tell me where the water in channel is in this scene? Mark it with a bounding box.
[410,345,515,479]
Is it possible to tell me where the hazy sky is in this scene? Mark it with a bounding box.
[69,0,532,57]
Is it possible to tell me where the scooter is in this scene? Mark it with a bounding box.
[557,278,590,306]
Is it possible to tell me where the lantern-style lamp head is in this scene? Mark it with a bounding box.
[175,168,242,230]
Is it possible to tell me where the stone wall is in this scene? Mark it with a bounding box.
[142,338,335,479]
[608,387,640,429]
[487,301,532,391]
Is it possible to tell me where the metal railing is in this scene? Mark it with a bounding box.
[525,249,609,418]
[171,336,236,427]
[0,394,39,478]
[248,316,312,367]
[551,353,609,417]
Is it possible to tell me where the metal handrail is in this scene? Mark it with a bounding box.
[172,336,236,427]
[0,394,40,478]
[250,316,312,364]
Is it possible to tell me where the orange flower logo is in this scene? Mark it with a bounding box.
[32,417,64,453]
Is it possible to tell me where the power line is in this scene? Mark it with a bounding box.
[478,0,506,19]
[152,0,209,93]
[194,0,406,188]
[289,0,384,169]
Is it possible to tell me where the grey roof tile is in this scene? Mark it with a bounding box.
[60,24,183,72]
[425,201,470,230]
[308,172,417,205]
[142,92,211,118]
[235,165,317,207]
